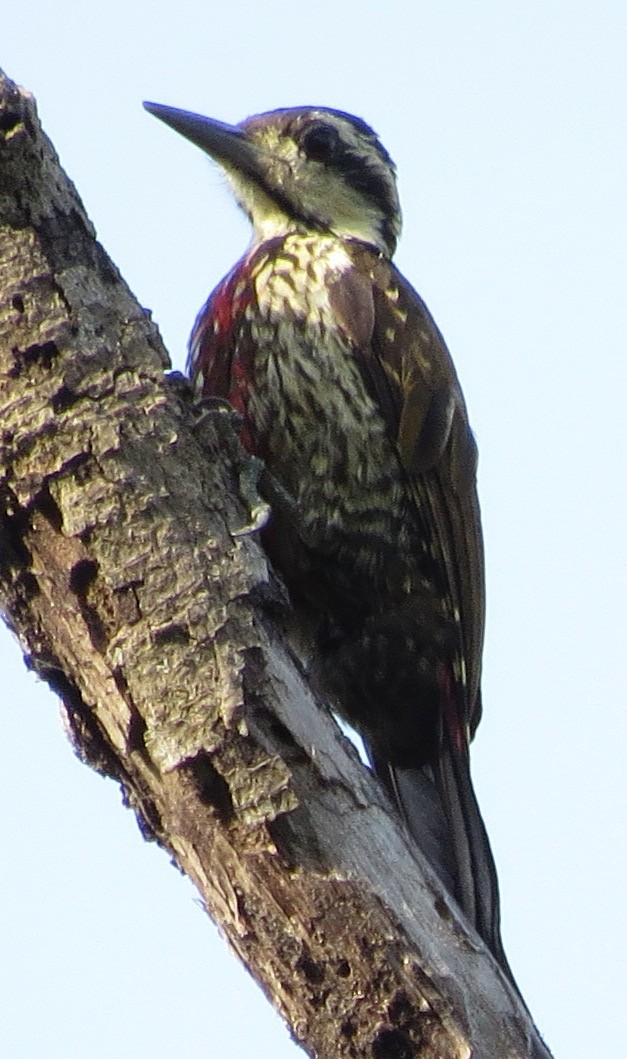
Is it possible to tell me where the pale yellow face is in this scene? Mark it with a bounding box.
[224,109,402,256]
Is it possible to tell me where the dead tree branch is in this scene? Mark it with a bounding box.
[0,70,551,1059]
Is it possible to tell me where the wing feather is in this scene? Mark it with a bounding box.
[348,248,484,730]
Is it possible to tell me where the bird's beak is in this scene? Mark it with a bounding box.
[143,101,267,184]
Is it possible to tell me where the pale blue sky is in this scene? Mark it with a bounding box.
[2,3,626,1056]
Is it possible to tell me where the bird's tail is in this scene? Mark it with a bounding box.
[368,736,514,982]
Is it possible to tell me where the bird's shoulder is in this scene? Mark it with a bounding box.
[335,243,477,486]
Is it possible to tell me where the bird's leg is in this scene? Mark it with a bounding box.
[185,384,271,536]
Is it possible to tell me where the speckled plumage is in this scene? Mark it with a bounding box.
[190,231,482,757]
[146,100,512,980]
[191,237,418,591]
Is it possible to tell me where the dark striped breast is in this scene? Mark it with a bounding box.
[189,234,432,608]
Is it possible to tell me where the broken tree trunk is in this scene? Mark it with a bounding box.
[0,70,551,1059]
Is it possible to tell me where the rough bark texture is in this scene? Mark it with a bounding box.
[0,70,552,1059]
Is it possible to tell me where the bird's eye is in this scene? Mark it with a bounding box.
[300,122,342,163]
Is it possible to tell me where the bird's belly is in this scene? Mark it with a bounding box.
[245,318,413,592]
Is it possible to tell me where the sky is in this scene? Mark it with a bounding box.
[2,3,626,1056]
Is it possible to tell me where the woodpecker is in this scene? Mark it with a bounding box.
[145,101,511,976]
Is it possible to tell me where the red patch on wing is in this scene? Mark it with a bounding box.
[439,663,469,758]
[189,257,258,452]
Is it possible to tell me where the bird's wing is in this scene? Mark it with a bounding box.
[332,246,485,734]
[330,250,511,965]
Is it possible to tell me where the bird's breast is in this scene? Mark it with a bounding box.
[245,237,413,566]
[190,234,418,589]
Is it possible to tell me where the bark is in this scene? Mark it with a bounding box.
[0,70,551,1059]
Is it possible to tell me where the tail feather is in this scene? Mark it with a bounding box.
[376,756,458,898]
[435,735,511,974]
[368,738,513,982]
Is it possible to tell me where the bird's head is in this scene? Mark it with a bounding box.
[144,102,402,257]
